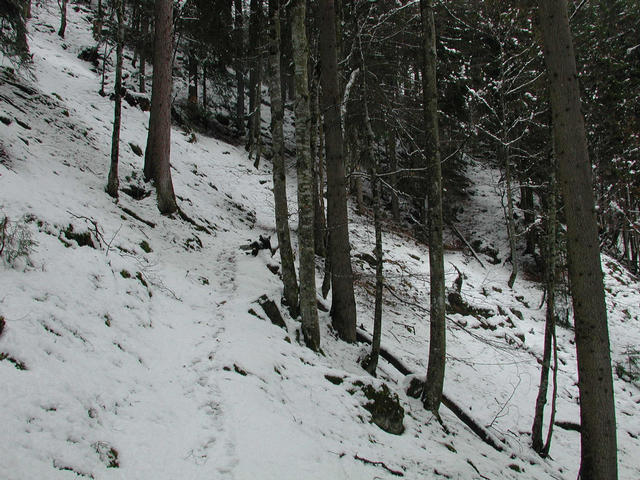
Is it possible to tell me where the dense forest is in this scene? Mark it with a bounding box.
[1,0,639,479]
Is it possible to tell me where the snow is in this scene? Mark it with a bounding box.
[1,2,639,479]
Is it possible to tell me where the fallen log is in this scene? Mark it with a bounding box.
[357,328,505,452]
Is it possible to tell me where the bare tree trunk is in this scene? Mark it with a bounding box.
[247,0,262,156]
[234,0,245,134]
[106,0,125,199]
[532,168,558,456]
[292,0,319,350]
[144,0,178,215]
[318,0,357,343]
[420,0,446,415]
[139,12,148,93]
[538,1,618,477]
[268,0,299,317]
[359,43,383,377]
[58,0,67,38]
[310,70,327,257]
[504,141,518,289]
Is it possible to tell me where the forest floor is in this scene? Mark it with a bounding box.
[1,2,639,479]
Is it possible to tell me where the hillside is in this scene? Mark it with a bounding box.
[1,3,639,479]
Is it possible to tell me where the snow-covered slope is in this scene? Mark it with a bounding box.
[1,3,639,479]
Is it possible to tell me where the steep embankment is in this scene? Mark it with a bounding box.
[1,2,639,480]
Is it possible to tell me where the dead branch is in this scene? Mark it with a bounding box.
[354,454,404,477]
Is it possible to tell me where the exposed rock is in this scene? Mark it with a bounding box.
[447,291,493,319]
[361,383,405,435]
[77,46,99,66]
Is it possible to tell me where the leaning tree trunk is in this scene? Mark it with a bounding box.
[268,0,299,317]
[538,1,618,478]
[291,0,319,350]
[106,0,125,199]
[420,0,446,415]
[144,0,178,215]
[318,0,357,343]
[58,0,67,38]
[531,167,558,456]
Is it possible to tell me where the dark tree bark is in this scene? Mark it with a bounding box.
[106,0,125,199]
[538,1,618,477]
[420,0,446,415]
[532,168,558,456]
[268,0,299,317]
[58,0,67,38]
[359,45,383,377]
[234,0,245,134]
[247,0,262,159]
[292,0,320,350]
[318,0,357,343]
[144,0,178,215]
[139,11,148,93]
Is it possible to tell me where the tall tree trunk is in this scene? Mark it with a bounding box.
[248,0,262,153]
[268,0,299,317]
[359,41,383,377]
[504,141,518,289]
[538,1,618,478]
[310,70,327,257]
[420,0,446,415]
[139,12,148,93]
[144,0,178,215]
[532,168,558,456]
[58,0,67,38]
[291,0,319,350]
[106,0,125,199]
[318,0,357,343]
[234,0,245,134]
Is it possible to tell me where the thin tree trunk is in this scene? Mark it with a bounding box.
[318,0,357,343]
[269,0,299,317]
[234,0,245,134]
[359,42,382,377]
[144,0,178,215]
[538,1,618,477]
[291,0,319,350]
[248,0,261,152]
[106,0,125,199]
[310,71,326,257]
[532,169,558,456]
[505,142,518,289]
[420,0,446,415]
[139,12,148,93]
[58,0,67,38]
